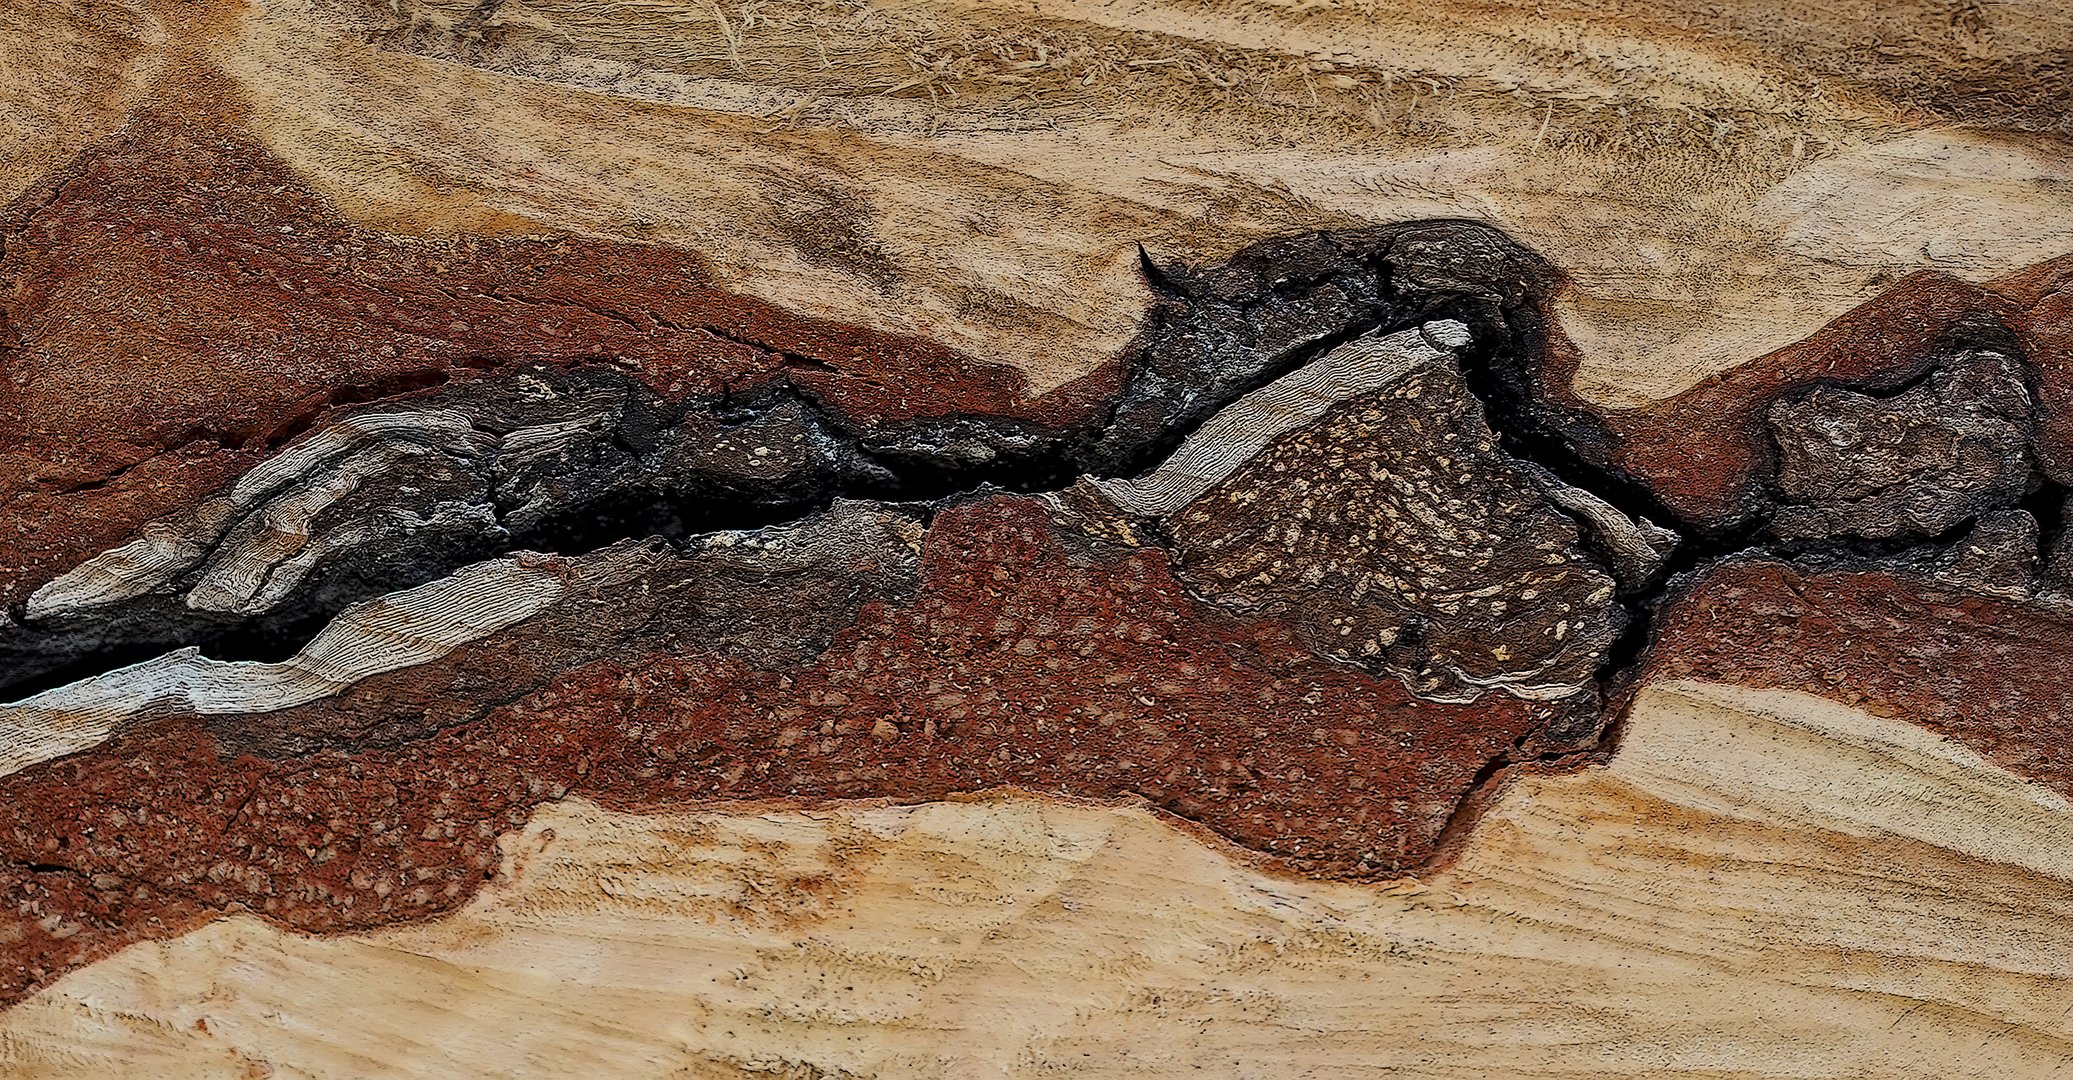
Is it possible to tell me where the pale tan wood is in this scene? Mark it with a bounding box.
[7,679,2073,1078]
[9,0,2067,405]
[206,0,2073,403]
[0,0,164,207]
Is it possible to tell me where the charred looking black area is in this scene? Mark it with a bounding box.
[0,220,1557,697]
[1,219,2059,712]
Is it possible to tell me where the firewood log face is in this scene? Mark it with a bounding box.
[5,125,2073,1013]
[6,0,2073,1070]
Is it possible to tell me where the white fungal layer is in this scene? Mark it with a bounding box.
[1088,321,1472,518]
[22,509,234,618]
[17,407,625,620]
[0,557,565,779]
[1523,464,1680,588]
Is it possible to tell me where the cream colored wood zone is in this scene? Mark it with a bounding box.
[6,0,2069,406]
[6,679,2073,1078]
[219,0,2073,404]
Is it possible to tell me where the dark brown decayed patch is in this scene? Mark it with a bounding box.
[1763,345,2033,542]
[0,497,1591,1006]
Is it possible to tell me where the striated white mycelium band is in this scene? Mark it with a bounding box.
[1087,320,1473,518]
[1520,463,1680,587]
[0,558,566,779]
[26,409,499,620]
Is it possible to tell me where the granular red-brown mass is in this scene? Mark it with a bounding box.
[0,109,1112,605]
[1646,558,2073,797]
[0,497,1589,1006]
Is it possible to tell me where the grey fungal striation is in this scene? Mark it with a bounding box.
[1,557,568,778]
[28,410,503,620]
[0,501,927,771]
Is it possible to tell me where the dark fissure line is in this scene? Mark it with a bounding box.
[2023,475,2070,563]
[0,221,2044,728]
[0,224,1477,697]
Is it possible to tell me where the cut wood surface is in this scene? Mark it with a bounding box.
[7,679,2073,1078]
[5,0,2073,1075]
[7,0,2072,404]
[199,0,2073,402]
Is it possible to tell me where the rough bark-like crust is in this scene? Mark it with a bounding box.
[1765,347,2033,542]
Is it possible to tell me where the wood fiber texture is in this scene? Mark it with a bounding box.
[3,0,2073,1076]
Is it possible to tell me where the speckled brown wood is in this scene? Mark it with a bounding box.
[8,0,2073,1070]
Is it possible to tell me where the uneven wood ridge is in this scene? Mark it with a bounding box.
[3,0,2072,1073]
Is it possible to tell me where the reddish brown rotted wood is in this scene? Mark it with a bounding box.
[0,110,1096,605]
[1646,558,2073,799]
[0,496,1584,1007]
